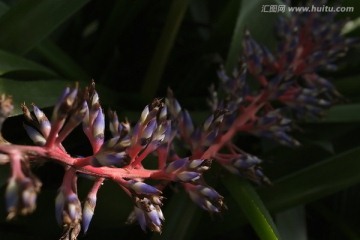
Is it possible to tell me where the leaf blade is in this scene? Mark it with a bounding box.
[223,176,281,240]
[0,49,56,77]
[258,147,360,212]
[141,0,191,101]
[0,0,90,54]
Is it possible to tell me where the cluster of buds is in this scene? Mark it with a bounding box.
[55,171,82,240]
[5,161,42,220]
[185,183,225,213]
[0,1,357,239]
[125,180,165,232]
[165,157,211,182]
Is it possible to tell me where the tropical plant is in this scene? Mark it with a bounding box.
[0,0,359,240]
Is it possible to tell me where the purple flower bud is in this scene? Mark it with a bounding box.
[159,106,167,121]
[82,101,90,128]
[177,171,201,182]
[82,195,96,233]
[108,110,120,137]
[215,111,225,123]
[148,206,162,226]
[91,91,99,107]
[5,178,19,215]
[93,151,130,167]
[140,105,150,123]
[189,159,211,172]
[103,136,120,148]
[203,114,214,131]
[66,88,78,108]
[232,154,262,169]
[5,176,41,220]
[23,124,46,146]
[55,191,82,227]
[92,108,105,142]
[55,190,65,225]
[134,197,164,233]
[131,123,140,144]
[52,86,78,121]
[150,121,169,145]
[165,97,182,118]
[32,105,51,137]
[117,137,131,148]
[203,129,219,147]
[161,121,172,143]
[165,158,187,173]
[127,180,161,195]
[187,185,225,213]
[181,110,194,136]
[71,101,88,123]
[131,206,147,231]
[141,119,157,140]
[56,87,70,107]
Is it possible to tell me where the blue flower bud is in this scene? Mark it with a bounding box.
[92,108,105,142]
[141,119,157,140]
[6,176,41,220]
[159,106,167,121]
[140,105,150,124]
[188,159,211,172]
[177,171,201,182]
[82,195,96,233]
[127,180,161,195]
[93,151,129,167]
[187,185,225,213]
[134,197,164,233]
[31,105,51,137]
[132,206,146,231]
[82,101,90,128]
[108,110,120,137]
[55,191,81,226]
[91,91,99,107]
[5,178,19,215]
[165,158,187,173]
[23,124,46,146]
[203,114,214,131]
[181,110,194,136]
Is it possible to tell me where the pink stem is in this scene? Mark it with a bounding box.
[45,119,65,148]
[61,167,77,195]
[88,178,104,198]
[201,92,267,159]
[9,152,25,179]
[0,144,171,181]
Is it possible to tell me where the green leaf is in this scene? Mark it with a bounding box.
[321,104,360,123]
[276,206,307,240]
[35,40,89,80]
[90,0,149,78]
[0,49,56,77]
[0,1,9,16]
[225,0,285,73]
[0,79,72,115]
[0,0,90,55]
[141,0,191,101]
[223,176,281,240]
[258,146,360,212]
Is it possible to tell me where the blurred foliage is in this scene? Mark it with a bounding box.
[0,0,359,239]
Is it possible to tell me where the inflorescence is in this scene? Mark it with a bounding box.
[0,2,357,239]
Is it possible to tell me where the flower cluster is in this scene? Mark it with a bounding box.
[0,2,357,239]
